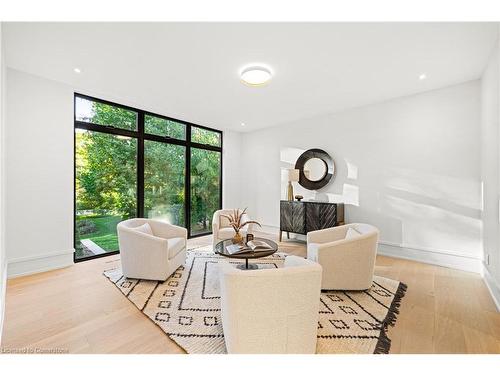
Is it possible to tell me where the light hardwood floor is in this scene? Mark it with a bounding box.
[2,231,500,354]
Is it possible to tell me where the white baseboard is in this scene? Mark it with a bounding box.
[482,265,500,312]
[274,225,497,310]
[0,261,7,345]
[7,249,74,278]
[261,225,308,241]
[260,224,280,235]
[270,225,483,274]
[265,223,483,274]
[378,241,482,274]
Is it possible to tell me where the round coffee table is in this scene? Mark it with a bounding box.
[214,237,278,270]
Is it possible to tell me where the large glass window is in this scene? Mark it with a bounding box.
[74,94,222,262]
[145,114,186,140]
[144,141,186,225]
[191,126,222,147]
[75,96,137,131]
[190,148,222,235]
[75,130,137,260]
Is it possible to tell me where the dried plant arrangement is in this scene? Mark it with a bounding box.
[221,208,261,243]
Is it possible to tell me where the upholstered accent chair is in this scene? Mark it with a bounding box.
[211,209,254,249]
[307,223,379,291]
[117,218,187,281]
[219,255,322,354]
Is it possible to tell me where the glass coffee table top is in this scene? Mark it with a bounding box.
[214,237,278,270]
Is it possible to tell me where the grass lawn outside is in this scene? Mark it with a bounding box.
[76,214,214,258]
[191,222,212,236]
[77,214,123,253]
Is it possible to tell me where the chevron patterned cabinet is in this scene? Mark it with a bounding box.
[279,200,345,241]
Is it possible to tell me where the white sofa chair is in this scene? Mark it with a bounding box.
[117,218,187,281]
[219,255,322,354]
[307,223,379,291]
[212,209,254,249]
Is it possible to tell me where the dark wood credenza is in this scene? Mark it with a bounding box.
[279,200,344,241]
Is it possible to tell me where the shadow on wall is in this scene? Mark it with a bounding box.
[383,166,481,254]
[280,146,482,255]
[280,146,308,199]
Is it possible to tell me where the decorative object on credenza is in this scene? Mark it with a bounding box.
[295,148,335,190]
[246,233,254,243]
[295,194,303,201]
[287,169,299,201]
[220,208,262,244]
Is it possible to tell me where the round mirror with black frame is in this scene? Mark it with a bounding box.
[295,148,334,190]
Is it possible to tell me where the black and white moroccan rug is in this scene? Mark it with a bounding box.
[103,246,407,354]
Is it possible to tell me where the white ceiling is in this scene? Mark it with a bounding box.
[4,22,498,132]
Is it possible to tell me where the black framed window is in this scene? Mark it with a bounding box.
[75,96,138,131]
[191,126,222,147]
[190,148,222,235]
[145,114,186,140]
[144,140,186,226]
[74,93,222,262]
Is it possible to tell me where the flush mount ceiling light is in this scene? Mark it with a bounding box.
[240,65,272,86]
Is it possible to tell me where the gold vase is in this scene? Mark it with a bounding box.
[232,231,243,244]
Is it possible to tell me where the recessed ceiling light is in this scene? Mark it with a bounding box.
[240,65,272,86]
[419,73,427,80]
[241,122,246,127]
[74,68,82,74]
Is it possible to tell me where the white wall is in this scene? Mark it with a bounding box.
[481,30,500,309]
[4,68,242,277]
[0,22,7,344]
[241,81,483,272]
[5,68,75,277]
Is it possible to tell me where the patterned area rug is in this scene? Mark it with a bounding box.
[103,246,407,354]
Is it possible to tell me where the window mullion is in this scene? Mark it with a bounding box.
[185,125,192,237]
[137,111,145,218]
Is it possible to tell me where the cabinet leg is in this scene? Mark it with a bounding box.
[287,232,290,239]
[279,231,282,242]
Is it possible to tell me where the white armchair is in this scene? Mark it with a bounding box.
[307,223,379,291]
[117,218,187,281]
[212,209,254,249]
[219,255,322,354]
